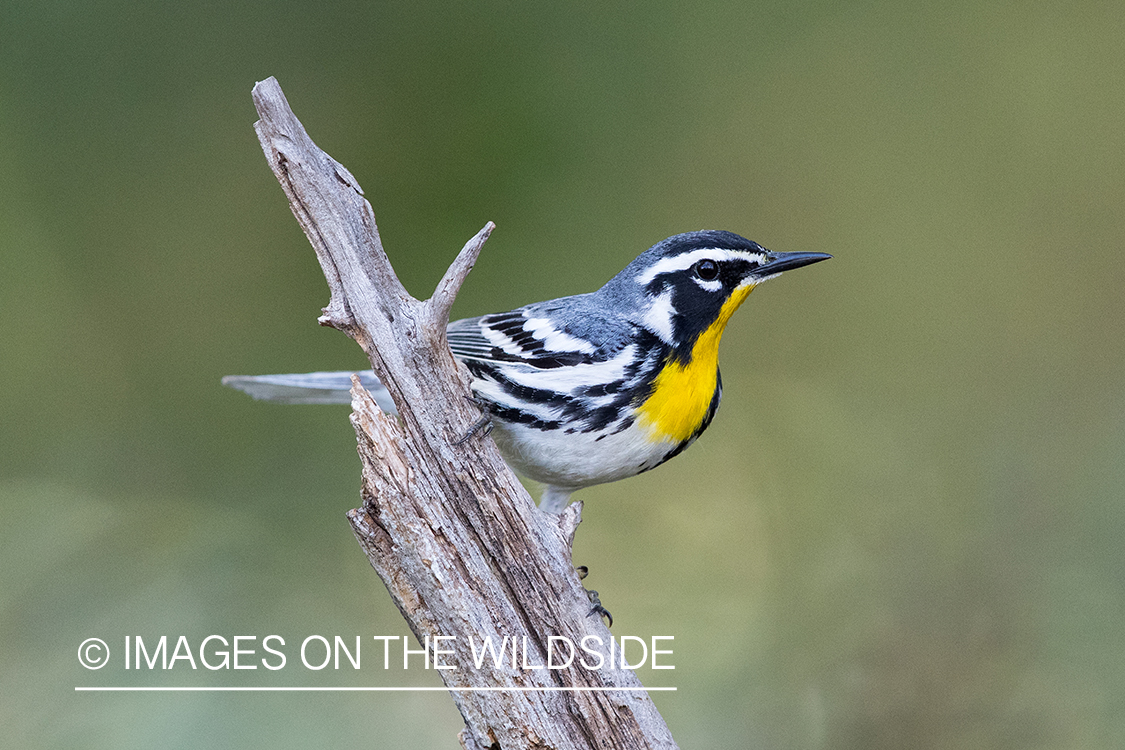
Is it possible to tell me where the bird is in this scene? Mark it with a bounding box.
[224,230,830,513]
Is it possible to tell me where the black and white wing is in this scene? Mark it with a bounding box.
[446,301,654,435]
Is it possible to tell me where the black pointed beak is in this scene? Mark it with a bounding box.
[750,250,833,278]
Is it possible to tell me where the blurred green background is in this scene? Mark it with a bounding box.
[3,0,1124,747]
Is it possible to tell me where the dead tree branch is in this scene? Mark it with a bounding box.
[251,77,678,750]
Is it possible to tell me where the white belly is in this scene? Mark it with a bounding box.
[488,418,681,491]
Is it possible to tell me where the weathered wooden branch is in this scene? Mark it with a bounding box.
[252,77,677,750]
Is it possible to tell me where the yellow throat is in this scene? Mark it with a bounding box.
[636,284,755,443]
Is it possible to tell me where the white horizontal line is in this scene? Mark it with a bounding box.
[75,686,676,692]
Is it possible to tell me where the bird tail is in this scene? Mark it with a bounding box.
[221,371,398,414]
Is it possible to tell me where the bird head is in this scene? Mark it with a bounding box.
[607,230,831,352]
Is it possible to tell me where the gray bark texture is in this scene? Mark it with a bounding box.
[251,77,678,750]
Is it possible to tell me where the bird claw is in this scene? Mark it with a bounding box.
[586,589,613,628]
[577,565,612,627]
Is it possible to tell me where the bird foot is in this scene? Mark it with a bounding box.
[454,395,493,445]
[577,565,613,627]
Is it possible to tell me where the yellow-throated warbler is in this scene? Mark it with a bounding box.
[224,231,829,512]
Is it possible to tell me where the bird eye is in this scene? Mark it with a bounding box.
[694,259,719,281]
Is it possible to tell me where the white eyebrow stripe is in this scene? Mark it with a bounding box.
[633,248,766,285]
